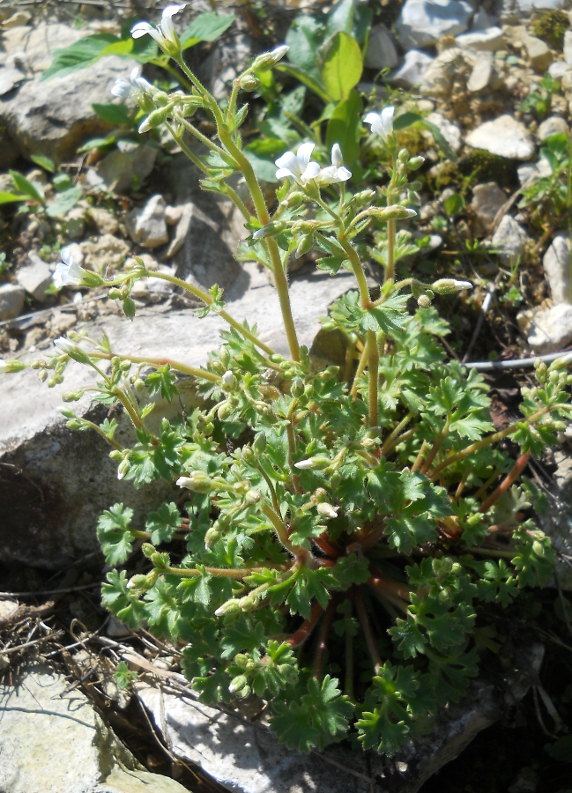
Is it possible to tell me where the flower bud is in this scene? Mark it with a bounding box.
[139,105,171,133]
[215,599,241,617]
[252,44,289,70]
[417,294,431,308]
[142,543,155,558]
[229,674,248,694]
[407,155,425,170]
[239,73,261,91]
[369,205,417,221]
[317,502,338,519]
[291,377,304,398]
[204,526,222,548]
[0,359,26,374]
[177,471,215,494]
[551,352,572,370]
[431,279,473,295]
[245,489,261,505]
[354,189,376,207]
[117,458,130,480]
[62,389,84,402]
[108,288,122,300]
[37,369,48,382]
[253,432,267,453]
[82,271,105,288]
[280,191,305,208]
[122,297,136,319]
[221,370,237,391]
[294,455,330,470]
[252,221,286,240]
[218,402,233,420]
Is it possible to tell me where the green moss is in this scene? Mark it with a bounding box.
[458,149,518,190]
[531,9,569,50]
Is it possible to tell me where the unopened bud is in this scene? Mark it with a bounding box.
[245,489,261,505]
[253,432,267,453]
[221,370,237,391]
[295,233,314,259]
[408,155,425,170]
[317,502,338,519]
[215,599,241,616]
[294,455,330,470]
[204,526,222,548]
[239,73,261,91]
[252,44,289,70]
[176,471,215,494]
[122,297,136,319]
[280,191,305,208]
[370,205,417,221]
[291,377,304,398]
[138,105,171,133]
[417,294,431,308]
[108,288,122,300]
[431,279,472,294]
[62,389,84,402]
[0,359,26,374]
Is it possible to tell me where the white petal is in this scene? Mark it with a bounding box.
[331,143,343,168]
[294,459,313,469]
[363,112,381,126]
[318,166,337,184]
[111,79,130,98]
[130,66,142,82]
[160,13,177,43]
[335,165,352,182]
[275,167,294,180]
[301,161,321,182]
[131,21,153,38]
[60,246,74,267]
[296,142,315,168]
[275,150,298,172]
[162,3,186,18]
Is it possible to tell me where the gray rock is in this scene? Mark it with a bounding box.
[138,636,543,793]
[389,49,434,88]
[2,10,32,28]
[467,52,494,92]
[548,60,569,79]
[471,8,497,30]
[0,65,24,96]
[364,23,400,70]
[63,206,86,240]
[419,48,462,97]
[517,155,552,185]
[0,266,354,568]
[0,665,189,793]
[16,253,52,302]
[0,23,81,75]
[126,194,169,249]
[470,182,506,233]
[0,41,139,163]
[396,0,473,49]
[0,282,25,319]
[79,234,130,274]
[426,112,462,151]
[537,115,570,141]
[564,30,572,66]
[526,302,572,352]
[539,450,572,589]
[130,265,175,302]
[88,207,119,235]
[543,233,571,304]
[455,26,505,50]
[491,215,530,262]
[523,34,553,72]
[138,683,381,793]
[97,143,158,195]
[466,115,535,159]
[500,0,567,17]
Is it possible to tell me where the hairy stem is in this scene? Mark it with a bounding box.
[285,601,324,647]
[479,450,531,513]
[367,329,379,427]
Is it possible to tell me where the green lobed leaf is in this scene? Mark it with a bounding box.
[97,503,135,565]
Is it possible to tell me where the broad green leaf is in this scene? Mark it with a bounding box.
[443,192,465,217]
[46,187,82,218]
[393,111,458,163]
[245,137,288,183]
[326,0,355,37]
[181,12,235,49]
[0,192,24,205]
[31,154,55,173]
[77,136,116,153]
[319,32,362,102]
[10,170,45,204]
[41,33,119,80]
[285,14,324,80]
[326,88,362,172]
[91,102,133,127]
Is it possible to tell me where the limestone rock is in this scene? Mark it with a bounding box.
[543,233,571,304]
[389,49,434,88]
[526,302,572,353]
[564,30,572,66]
[2,11,32,28]
[364,23,399,70]
[0,282,25,319]
[523,34,553,72]
[539,449,572,589]
[548,59,569,79]
[536,115,570,140]
[517,155,552,185]
[16,253,52,302]
[126,194,169,249]
[0,23,81,75]
[0,32,139,163]
[466,115,535,159]
[0,65,24,96]
[500,0,568,17]
[491,215,529,263]
[97,143,158,195]
[0,665,189,793]
[455,26,505,51]
[419,48,463,97]
[397,0,473,49]
[80,234,130,273]
[467,52,495,92]
[130,265,175,302]
[470,182,506,234]
[88,207,119,235]
[426,112,462,151]
[0,266,354,568]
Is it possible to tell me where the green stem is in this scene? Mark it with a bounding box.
[80,419,123,451]
[367,329,379,427]
[339,231,371,309]
[165,563,282,578]
[113,388,143,430]
[173,55,209,97]
[94,352,220,383]
[350,340,369,399]
[381,412,413,457]
[164,121,210,175]
[260,502,296,555]
[386,219,395,282]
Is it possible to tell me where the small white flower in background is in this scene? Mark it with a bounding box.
[431,278,473,295]
[0,360,6,374]
[317,143,352,185]
[363,106,395,142]
[275,142,321,185]
[317,502,338,519]
[131,4,186,55]
[111,67,154,103]
[53,246,88,288]
[54,336,76,355]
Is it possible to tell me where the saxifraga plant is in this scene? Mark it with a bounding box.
[4,4,571,755]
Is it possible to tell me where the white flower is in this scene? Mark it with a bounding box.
[54,336,76,355]
[317,143,352,185]
[53,246,88,288]
[111,67,153,103]
[252,44,289,70]
[364,106,395,142]
[0,360,6,374]
[131,4,186,55]
[431,278,473,295]
[294,459,314,470]
[275,142,321,185]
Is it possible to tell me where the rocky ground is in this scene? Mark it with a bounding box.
[2,0,572,791]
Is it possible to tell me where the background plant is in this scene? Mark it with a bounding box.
[5,8,572,758]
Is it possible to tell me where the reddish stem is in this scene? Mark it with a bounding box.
[479,450,531,514]
[312,596,338,679]
[285,601,324,647]
[355,587,381,674]
[313,534,342,558]
[369,566,410,601]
